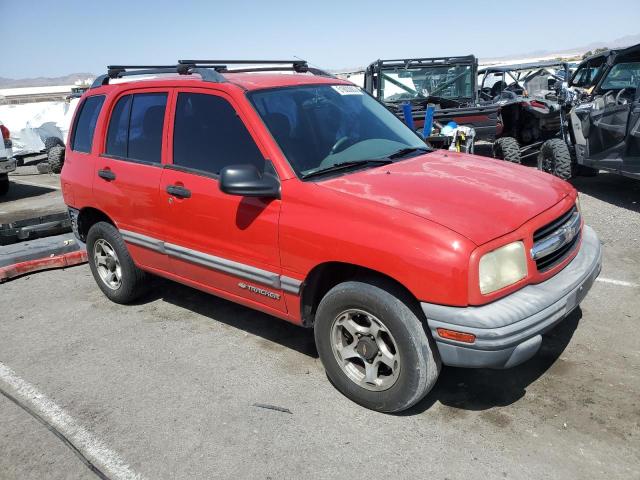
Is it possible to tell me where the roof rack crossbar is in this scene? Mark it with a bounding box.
[178,59,312,74]
[91,64,226,88]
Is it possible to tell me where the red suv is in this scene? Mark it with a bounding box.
[61,60,602,412]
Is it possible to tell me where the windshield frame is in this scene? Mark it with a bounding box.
[246,84,430,181]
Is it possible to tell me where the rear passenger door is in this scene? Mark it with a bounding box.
[93,89,171,271]
[159,89,284,311]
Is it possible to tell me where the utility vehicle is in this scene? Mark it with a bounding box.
[539,43,640,180]
[363,56,499,149]
[478,61,569,163]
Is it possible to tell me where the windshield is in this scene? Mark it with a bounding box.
[378,65,473,102]
[599,62,640,91]
[249,84,427,178]
[570,57,606,88]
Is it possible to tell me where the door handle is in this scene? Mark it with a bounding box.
[98,169,116,181]
[166,185,191,199]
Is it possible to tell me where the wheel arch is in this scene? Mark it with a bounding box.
[77,207,116,242]
[299,261,421,327]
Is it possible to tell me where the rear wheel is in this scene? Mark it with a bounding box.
[86,221,148,304]
[538,138,572,180]
[314,279,440,413]
[493,137,521,163]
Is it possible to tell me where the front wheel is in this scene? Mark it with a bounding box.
[538,139,572,180]
[493,137,521,163]
[314,279,440,413]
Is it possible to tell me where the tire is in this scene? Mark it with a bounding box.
[493,137,521,163]
[47,145,65,174]
[538,138,572,180]
[43,136,64,153]
[314,279,441,413]
[86,221,148,304]
[0,176,9,196]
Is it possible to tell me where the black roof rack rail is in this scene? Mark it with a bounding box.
[178,59,335,78]
[91,59,334,89]
[90,64,226,89]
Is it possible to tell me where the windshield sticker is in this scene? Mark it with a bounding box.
[332,85,363,95]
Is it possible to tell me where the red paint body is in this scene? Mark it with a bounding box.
[61,73,579,325]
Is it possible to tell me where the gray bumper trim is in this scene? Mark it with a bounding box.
[422,225,602,368]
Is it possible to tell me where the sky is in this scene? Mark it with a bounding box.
[2,0,640,78]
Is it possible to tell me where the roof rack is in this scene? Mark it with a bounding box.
[91,59,334,89]
[90,63,226,88]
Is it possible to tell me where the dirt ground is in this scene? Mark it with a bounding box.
[0,170,639,479]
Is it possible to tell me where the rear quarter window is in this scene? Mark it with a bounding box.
[71,95,105,153]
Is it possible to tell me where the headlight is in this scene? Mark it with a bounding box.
[479,241,528,294]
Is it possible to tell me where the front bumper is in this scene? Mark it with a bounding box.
[0,157,16,175]
[422,225,602,369]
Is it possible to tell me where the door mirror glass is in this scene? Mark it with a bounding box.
[219,164,280,198]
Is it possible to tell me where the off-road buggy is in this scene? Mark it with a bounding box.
[538,43,640,180]
[363,56,499,151]
[478,61,569,163]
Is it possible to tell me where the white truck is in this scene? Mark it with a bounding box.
[0,121,16,196]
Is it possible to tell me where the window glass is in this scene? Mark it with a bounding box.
[105,95,132,158]
[127,93,167,163]
[71,95,105,153]
[250,85,426,176]
[379,64,473,102]
[571,57,605,88]
[173,93,264,175]
[600,62,640,91]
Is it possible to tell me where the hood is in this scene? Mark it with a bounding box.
[318,151,572,245]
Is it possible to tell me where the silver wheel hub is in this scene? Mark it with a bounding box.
[330,309,401,391]
[93,239,122,290]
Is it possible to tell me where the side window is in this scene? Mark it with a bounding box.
[71,95,105,153]
[106,95,132,158]
[105,92,167,163]
[173,93,264,175]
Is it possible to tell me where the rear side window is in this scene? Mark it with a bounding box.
[105,93,167,163]
[71,95,105,153]
[173,93,264,175]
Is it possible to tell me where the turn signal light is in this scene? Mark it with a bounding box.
[436,328,476,344]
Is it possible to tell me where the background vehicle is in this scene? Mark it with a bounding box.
[539,43,640,180]
[0,120,16,196]
[62,60,600,413]
[364,56,499,150]
[478,61,569,163]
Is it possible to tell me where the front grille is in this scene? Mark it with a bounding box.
[532,206,581,272]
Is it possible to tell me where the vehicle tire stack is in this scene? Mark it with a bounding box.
[44,136,64,152]
[493,137,521,164]
[538,139,572,180]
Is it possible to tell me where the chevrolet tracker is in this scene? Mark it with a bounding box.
[61,60,602,412]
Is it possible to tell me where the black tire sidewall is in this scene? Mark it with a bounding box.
[0,177,9,196]
[86,221,146,304]
[314,281,439,413]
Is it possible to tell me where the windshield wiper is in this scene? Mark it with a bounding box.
[301,159,393,180]
[387,146,430,159]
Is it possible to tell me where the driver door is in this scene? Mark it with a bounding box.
[584,93,631,170]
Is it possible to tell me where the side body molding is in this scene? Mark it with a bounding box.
[120,229,302,295]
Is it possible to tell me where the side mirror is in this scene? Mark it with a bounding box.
[219,164,280,198]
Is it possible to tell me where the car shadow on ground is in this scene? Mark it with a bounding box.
[139,277,318,358]
[2,182,57,202]
[571,172,640,213]
[138,277,580,414]
[403,308,581,415]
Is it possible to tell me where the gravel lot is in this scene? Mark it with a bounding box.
[1,170,639,480]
